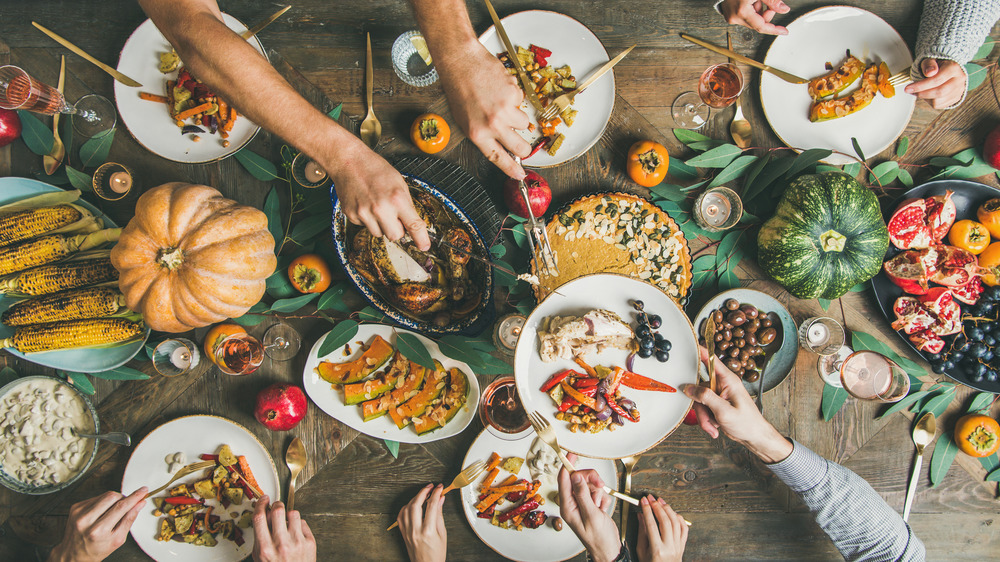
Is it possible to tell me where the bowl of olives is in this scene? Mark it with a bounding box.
[692,289,797,395]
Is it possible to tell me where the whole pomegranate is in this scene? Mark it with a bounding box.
[255,384,307,431]
[0,109,21,148]
[985,123,1000,169]
[503,171,552,218]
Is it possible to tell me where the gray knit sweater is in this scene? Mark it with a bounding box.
[913,0,1000,107]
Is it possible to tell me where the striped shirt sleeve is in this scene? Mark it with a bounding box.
[767,440,926,562]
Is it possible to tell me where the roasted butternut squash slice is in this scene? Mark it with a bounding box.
[809,63,879,122]
[389,361,449,429]
[877,61,896,98]
[412,367,470,435]
[315,334,393,385]
[359,360,427,421]
[343,351,409,405]
[808,52,865,99]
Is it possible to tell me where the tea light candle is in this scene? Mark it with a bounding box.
[493,314,526,354]
[304,160,327,183]
[700,192,731,227]
[108,170,132,194]
[807,323,830,345]
[170,346,192,370]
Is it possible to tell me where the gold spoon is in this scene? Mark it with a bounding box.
[285,437,307,511]
[902,412,935,521]
[727,33,751,149]
[359,32,381,149]
[43,56,66,175]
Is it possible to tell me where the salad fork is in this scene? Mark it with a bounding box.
[538,44,636,122]
[386,459,488,530]
[145,460,216,498]
[888,71,912,88]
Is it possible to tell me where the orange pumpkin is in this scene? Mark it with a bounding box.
[204,323,247,366]
[627,141,669,187]
[954,414,1000,457]
[110,183,276,332]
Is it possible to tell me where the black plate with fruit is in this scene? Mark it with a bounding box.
[871,179,1000,393]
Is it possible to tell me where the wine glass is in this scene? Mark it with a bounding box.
[671,62,745,129]
[262,321,301,361]
[214,333,265,376]
[479,377,531,440]
[839,350,910,402]
[0,65,116,137]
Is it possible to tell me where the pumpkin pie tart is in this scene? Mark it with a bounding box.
[532,193,692,304]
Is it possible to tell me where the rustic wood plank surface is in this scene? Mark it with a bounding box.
[0,1,999,560]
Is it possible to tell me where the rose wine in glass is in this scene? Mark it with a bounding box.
[479,377,530,439]
[215,333,265,376]
[0,65,115,137]
[698,63,744,108]
[839,350,909,402]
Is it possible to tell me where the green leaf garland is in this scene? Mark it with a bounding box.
[708,155,758,188]
[265,269,298,299]
[289,214,331,242]
[317,282,352,312]
[851,137,866,162]
[60,371,95,395]
[395,332,436,371]
[784,149,833,179]
[929,433,959,487]
[968,392,995,413]
[317,320,360,358]
[79,129,115,168]
[685,144,742,168]
[269,292,320,313]
[878,390,930,418]
[235,149,281,181]
[16,110,53,155]
[821,384,849,421]
[668,156,699,181]
[65,166,92,191]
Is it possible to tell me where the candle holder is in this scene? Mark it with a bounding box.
[291,152,331,189]
[693,186,742,231]
[91,162,134,201]
[152,338,201,377]
[492,313,526,356]
[798,317,846,356]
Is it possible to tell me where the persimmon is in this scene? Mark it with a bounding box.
[948,220,991,254]
[410,113,450,154]
[204,323,246,367]
[979,241,1000,286]
[977,198,1000,238]
[288,254,332,294]
[626,141,669,187]
[954,414,1000,458]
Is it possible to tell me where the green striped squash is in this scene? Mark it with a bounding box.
[757,172,888,299]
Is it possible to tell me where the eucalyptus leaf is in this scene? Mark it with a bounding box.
[490,244,506,259]
[692,254,716,273]
[668,156,699,181]
[85,366,150,380]
[384,439,400,458]
[849,283,867,292]
[493,258,517,287]
[317,320,360,357]
[744,156,795,202]
[715,230,743,270]
[929,433,959,487]
[673,129,712,146]
[65,166,92,192]
[842,162,862,177]
[818,298,832,311]
[821,384,849,421]
[974,39,995,60]
[317,282,352,312]
[897,168,914,188]
[436,335,484,367]
[739,210,760,224]
[328,103,343,120]
[37,167,70,185]
[685,144,743,169]
[692,268,715,290]
[79,129,115,168]
[931,148,998,180]
[918,389,956,420]
[648,183,687,202]
[978,454,999,475]
[869,160,900,185]
[815,165,842,173]
[62,371,95,395]
[930,156,972,168]
[289,213,331,242]
[680,179,709,192]
[709,155,758,188]
[16,110,53,155]
[506,212,527,223]
[896,137,909,158]
[851,137,866,162]
[265,269,298,299]
[475,352,513,375]
[968,392,996,413]
[235,149,280,181]
[395,332,436,371]
[740,152,771,195]
[269,292,319,313]
[987,466,1000,482]
[719,268,740,291]
[0,366,18,387]
[785,149,833,179]
[264,187,283,248]
[966,63,987,91]
[878,390,930,418]
[686,139,725,152]
[511,223,528,249]
[356,306,388,323]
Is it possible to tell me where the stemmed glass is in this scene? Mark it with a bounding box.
[262,321,301,361]
[0,65,115,137]
[672,62,745,129]
[214,333,265,376]
[838,351,910,403]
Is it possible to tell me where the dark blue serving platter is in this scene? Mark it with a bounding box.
[870,179,1000,393]
[331,173,495,337]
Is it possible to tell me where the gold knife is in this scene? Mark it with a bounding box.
[240,5,292,40]
[32,22,142,88]
[483,0,546,117]
[680,33,808,85]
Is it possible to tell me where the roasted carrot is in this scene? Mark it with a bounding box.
[527,480,541,499]
[236,456,262,496]
[483,483,530,495]
[480,467,500,490]
[573,356,597,377]
[221,106,237,132]
[139,92,168,103]
[475,492,504,513]
[486,452,502,472]
[175,101,214,121]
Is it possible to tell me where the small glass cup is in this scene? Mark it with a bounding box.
[479,376,531,440]
[693,186,742,231]
[214,333,264,376]
[291,152,330,189]
[91,162,133,201]
[839,350,910,402]
[152,338,201,377]
[492,313,526,356]
[262,321,301,361]
[391,30,438,87]
[798,317,846,356]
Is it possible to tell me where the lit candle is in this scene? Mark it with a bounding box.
[808,323,830,345]
[304,160,327,183]
[701,192,731,227]
[494,314,526,353]
[170,346,192,370]
[108,171,132,194]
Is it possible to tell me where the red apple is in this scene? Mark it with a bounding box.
[254,383,307,431]
[986,123,1000,169]
[0,109,21,148]
[503,171,552,218]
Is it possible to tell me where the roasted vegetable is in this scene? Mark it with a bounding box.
[1,317,144,353]
[218,445,238,467]
[807,52,865,99]
[0,205,83,245]
[809,64,879,122]
[1,286,127,326]
[2,257,120,296]
[314,334,394,385]
[0,229,120,277]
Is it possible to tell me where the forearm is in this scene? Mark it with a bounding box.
[915,0,1000,67]
[767,440,926,561]
[408,0,484,77]
[139,0,368,173]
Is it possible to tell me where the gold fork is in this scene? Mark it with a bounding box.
[144,460,216,499]
[539,44,636,122]
[888,70,911,88]
[386,459,488,531]
[619,455,640,542]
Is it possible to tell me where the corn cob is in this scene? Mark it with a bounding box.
[0,205,82,246]
[0,228,121,277]
[2,287,127,326]
[2,258,120,296]
[1,318,144,353]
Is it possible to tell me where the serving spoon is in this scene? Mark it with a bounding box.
[74,430,131,447]
[359,32,381,149]
[903,413,935,521]
[754,313,783,411]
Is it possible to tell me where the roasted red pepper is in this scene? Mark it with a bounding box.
[541,370,574,393]
[561,381,598,410]
[529,45,551,67]
[199,454,219,461]
[526,136,548,159]
[477,503,497,519]
[574,377,599,389]
[620,370,676,392]
[506,490,526,502]
[164,496,203,505]
[499,499,540,523]
[523,510,548,529]
[605,394,636,422]
[558,395,579,412]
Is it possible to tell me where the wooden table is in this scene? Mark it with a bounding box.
[1,1,999,560]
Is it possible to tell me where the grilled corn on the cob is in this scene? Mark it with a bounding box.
[1,318,144,353]
[0,228,121,277]
[2,287,127,326]
[0,205,82,246]
[1,258,120,296]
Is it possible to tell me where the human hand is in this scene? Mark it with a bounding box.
[251,495,317,562]
[636,495,688,562]
[396,483,447,562]
[436,40,531,180]
[683,347,793,463]
[905,58,967,109]
[47,487,147,562]
[557,453,620,562]
[718,0,791,35]
[330,145,431,251]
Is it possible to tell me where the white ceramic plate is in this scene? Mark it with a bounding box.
[114,14,263,163]
[514,274,698,459]
[479,10,614,168]
[0,177,149,372]
[302,324,481,444]
[121,415,280,562]
[760,6,915,165]
[460,428,617,562]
